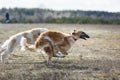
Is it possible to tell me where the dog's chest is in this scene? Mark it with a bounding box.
[59,37,76,51]
[59,37,75,51]
[67,37,76,47]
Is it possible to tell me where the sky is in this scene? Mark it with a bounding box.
[0,0,120,12]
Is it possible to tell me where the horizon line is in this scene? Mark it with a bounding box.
[0,7,120,13]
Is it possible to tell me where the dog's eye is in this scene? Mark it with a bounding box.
[38,33,40,35]
[72,32,75,35]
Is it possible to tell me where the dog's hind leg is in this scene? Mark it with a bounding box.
[1,50,9,63]
[43,40,56,65]
[43,47,53,65]
[0,39,16,64]
[0,40,9,52]
[1,47,14,63]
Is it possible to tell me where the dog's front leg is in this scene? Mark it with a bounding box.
[26,44,36,52]
[51,45,67,58]
[55,45,68,55]
[20,37,27,51]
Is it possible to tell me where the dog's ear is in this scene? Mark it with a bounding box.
[74,30,76,33]
[72,30,76,35]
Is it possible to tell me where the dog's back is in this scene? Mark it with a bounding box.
[36,30,69,45]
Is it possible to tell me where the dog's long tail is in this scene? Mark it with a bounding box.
[0,42,2,53]
[0,42,1,48]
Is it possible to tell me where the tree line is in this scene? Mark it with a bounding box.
[0,8,120,24]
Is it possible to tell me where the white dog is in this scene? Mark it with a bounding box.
[0,28,48,63]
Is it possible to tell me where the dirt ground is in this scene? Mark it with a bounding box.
[0,24,120,80]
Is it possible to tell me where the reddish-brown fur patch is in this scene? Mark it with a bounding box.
[10,39,16,48]
[31,29,40,41]
[39,30,70,44]
[23,32,32,43]
[35,30,73,56]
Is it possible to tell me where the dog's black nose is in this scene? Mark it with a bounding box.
[86,35,90,38]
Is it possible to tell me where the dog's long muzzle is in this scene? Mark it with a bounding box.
[80,33,90,40]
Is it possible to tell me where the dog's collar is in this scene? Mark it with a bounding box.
[73,37,77,41]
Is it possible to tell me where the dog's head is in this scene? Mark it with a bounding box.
[31,28,48,41]
[72,30,90,40]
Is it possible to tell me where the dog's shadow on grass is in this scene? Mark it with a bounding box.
[46,60,89,70]
[5,60,89,71]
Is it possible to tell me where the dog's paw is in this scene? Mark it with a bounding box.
[20,47,26,51]
[55,53,65,58]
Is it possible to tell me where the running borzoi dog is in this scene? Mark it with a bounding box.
[34,30,90,64]
[0,28,48,63]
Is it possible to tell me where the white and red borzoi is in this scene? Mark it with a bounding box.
[0,28,48,63]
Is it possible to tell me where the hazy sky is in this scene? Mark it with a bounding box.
[0,0,120,12]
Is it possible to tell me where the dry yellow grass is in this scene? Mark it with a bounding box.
[0,24,120,80]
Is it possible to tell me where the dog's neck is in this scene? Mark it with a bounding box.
[72,37,77,41]
[67,36,77,47]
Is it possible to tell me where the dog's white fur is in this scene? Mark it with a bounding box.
[0,28,48,63]
[34,30,89,64]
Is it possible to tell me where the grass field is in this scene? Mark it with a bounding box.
[0,24,120,80]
